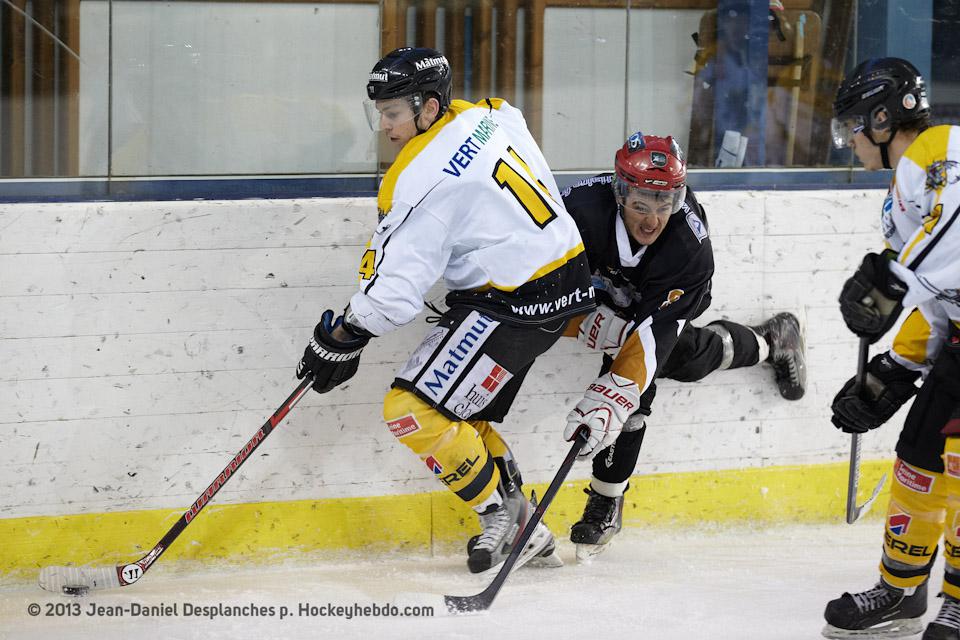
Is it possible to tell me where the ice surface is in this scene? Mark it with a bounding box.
[0,523,942,640]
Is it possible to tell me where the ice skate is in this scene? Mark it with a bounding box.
[752,312,807,401]
[467,488,561,576]
[570,486,625,563]
[822,579,926,638]
[924,595,960,640]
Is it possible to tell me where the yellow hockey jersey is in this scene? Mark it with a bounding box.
[348,98,594,336]
[883,125,960,372]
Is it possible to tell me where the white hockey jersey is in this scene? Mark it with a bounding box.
[348,98,595,336]
[882,125,960,372]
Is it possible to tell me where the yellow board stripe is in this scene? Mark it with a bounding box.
[0,459,890,579]
[488,242,585,292]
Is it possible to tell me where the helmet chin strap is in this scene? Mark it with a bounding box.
[410,94,439,136]
[864,126,897,170]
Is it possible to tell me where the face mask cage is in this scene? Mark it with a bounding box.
[613,176,686,215]
[362,93,422,131]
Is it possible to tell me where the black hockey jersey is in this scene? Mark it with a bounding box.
[561,174,715,394]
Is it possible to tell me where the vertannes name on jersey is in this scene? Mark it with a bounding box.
[349,98,595,335]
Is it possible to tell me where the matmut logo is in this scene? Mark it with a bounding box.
[418,312,497,399]
[415,55,448,71]
[888,512,911,536]
[895,459,934,493]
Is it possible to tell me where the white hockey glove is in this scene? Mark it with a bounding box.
[578,304,636,354]
[564,372,642,460]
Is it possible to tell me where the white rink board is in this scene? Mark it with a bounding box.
[0,190,901,519]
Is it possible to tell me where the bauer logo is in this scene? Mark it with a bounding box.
[425,456,443,475]
[387,414,421,438]
[895,459,934,493]
[888,512,911,536]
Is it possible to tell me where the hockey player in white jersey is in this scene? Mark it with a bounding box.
[823,58,960,640]
[295,47,595,575]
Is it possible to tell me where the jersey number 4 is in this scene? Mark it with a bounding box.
[492,146,558,229]
[358,248,377,280]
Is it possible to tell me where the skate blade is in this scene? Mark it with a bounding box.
[576,541,612,564]
[475,523,556,579]
[526,548,564,569]
[821,618,924,639]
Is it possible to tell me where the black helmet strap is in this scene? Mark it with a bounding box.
[863,105,895,169]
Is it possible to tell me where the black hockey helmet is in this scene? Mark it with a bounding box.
[365,47,452,131]
[831,57,929,165]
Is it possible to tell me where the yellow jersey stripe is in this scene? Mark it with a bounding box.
[487,242,585,292]
[902,125,951,174]
[376,99,507,216]
[899,226,927,265]
[898,126,954,264]
[892,308,932,364]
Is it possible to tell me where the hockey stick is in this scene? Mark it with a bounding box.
[38,377,314,596]
[399,427,588,615]
[845,337,888,524]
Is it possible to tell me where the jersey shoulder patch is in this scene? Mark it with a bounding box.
[685,210,709,243]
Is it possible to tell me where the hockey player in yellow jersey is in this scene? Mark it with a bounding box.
[823,58,960,640]
[295,47,595,575]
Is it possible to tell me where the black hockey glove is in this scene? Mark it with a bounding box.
[296,309,370,394]
[831,352,921,434]
[838,250,907,344]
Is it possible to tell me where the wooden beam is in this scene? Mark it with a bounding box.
[417,0,438,49]
[1,0,27,176]
[496,0,519,103]
[473,0,493,99]
[61,0,81,176]
[381,0,402,55]
[812,0,855,163]
[445,0,466,97]
[32,0,57,176]
[523,0,545,142]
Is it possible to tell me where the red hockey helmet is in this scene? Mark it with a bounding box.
[613,132,687,215]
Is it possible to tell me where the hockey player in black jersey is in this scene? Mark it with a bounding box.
[560,132,806,561]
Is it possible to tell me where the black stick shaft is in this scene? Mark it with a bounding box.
[446,428,588,612]
[845,337,870,524]
[120,378,314,584]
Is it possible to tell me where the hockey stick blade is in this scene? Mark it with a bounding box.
[400,428,588,615]
[844,338,886,524]
[38,377,314,595]
[849,472,887,524]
